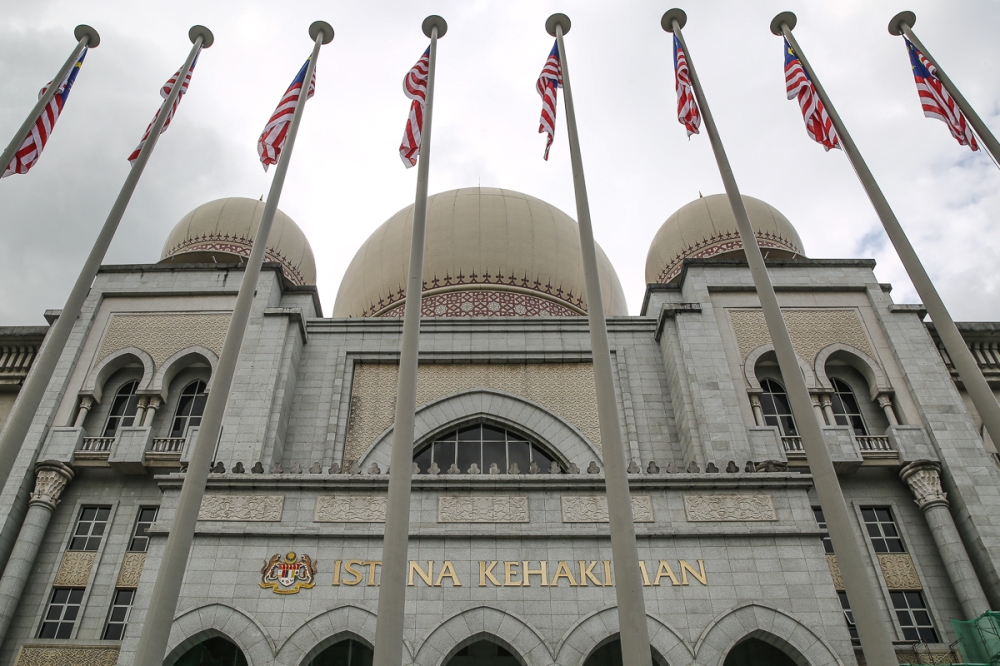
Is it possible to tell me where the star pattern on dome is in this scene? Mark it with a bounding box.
[656,229,801,284]
[164,233,309,286]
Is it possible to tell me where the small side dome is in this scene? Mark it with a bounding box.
[645,194,805,284]
[159,197,317,286]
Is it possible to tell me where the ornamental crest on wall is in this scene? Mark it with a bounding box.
[260,552,317,594]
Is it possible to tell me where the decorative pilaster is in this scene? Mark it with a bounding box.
[749,393,764,426]
[134,396,149,425]
[73,396,93,428]
[143,395,162,427]
[877,393,899,425]
[819,394,836,426]
[29,461,74,510]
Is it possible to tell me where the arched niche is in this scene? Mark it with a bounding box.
[744,344,816,391]
[83,347,155,402]
[412,605,551,666]
[150,345,219,396]
[275,605,380,666]
[554,607,690,666]
[164,604,274,666]
[581,638,670,666]
[303,638,374,666]
[443,639,524,666]
[171,636,249,666]
[723,637,801,666]
[814,343,890,400]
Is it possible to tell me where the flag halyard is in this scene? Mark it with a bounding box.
[258,57,317,172]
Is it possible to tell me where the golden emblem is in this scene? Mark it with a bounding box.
[260,551,317,594]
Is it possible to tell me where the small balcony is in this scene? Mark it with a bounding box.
[75,436,115,462]
[857,435,892,452]
[780,436,803,453]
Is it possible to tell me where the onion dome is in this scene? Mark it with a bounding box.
[333,187,627,318]
[159,197,316,286]
[645,194,805,284]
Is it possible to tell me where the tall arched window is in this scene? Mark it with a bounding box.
[169,380,208,438]
[413,423,557,474]
[102,380,139,437]
[759,378,797,436]
[830,378,868,436]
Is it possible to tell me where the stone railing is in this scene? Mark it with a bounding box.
[780,436,803,452]
[857,435,893,452]
[79,437,115,452]
[151,437,185,453]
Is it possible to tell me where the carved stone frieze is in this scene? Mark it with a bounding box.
[560,495,654,523]
[117,552,146,588]
[53,551,96,587]
[729,308,875,364]
[314,496,387,522]
[29,461,74,511]
[95,312,231,366]
[198,495,283,521]
[683,494,777,521]
[826,554,844,591]
[15,646,120,666]
[900,462,949,510]
[878,553,922,590]
[437,496,529,523]
[345,362,600,462]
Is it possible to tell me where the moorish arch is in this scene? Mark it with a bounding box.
[813,343,891,400]
[274,605,380,666]
[83,346,155,401]
[743,344,816,392]
[412,606,551,666]
[554,606,691,666]
[163,603,273,666]
[150,344,219,395]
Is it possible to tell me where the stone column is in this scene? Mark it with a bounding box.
[143,396,162,427]
[877,393,900,426]
[749,394,764,426]
[73,397,93,427]
[819,394,836,426]
[133,396,149,426]
[900,461,989,619]
[0,461,74,641]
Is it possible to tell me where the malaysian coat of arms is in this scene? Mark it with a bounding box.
[260,551,317,594]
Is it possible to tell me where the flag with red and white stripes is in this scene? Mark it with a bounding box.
[3,50,87,178]
[783,39,839,151]
[673,35,700,137]
[258,57,316,171]
[536,41,563,161]
[399,47,430,168]
[127,53,200,165]
[904,37,977,151]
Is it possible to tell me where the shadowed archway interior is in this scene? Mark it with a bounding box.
[173,636,248,666]
[445,640,520,666]
[583,639,668,666]
[722,638,800,666]
[307,639,374,666]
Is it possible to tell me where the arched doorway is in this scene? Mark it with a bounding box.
[445,640,520,666]
[583,640,667,666]
[723,638,799,666]
[307,639,374,666]
[173,636,248,666]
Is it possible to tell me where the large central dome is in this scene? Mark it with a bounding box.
[333,188,628,318]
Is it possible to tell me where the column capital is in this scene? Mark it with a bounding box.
[819,394,833,408]
[137,395,150,408]
[876,393,893,409]
[148,395,163,410]
[900,460,948,510]
[749,393,761,406]
[29,461,74,511]
[79,395,94,410]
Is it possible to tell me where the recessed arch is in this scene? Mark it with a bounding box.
[164,603,273,666]
[412,605,552,666]
[151,344,219,396]
[744,344,816,391]
[814,343,890,400]
[83,347,155,401]
[554,606,691,666]
[275,605,381,666]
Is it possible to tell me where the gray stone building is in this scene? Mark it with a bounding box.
[0,187,997,666]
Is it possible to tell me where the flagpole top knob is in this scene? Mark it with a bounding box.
[74,25,100,48]
[546,13,571,37]
[661,9,687,32]
[422,15,447,39]
[888,11,915,36]
[309,21,334,44]
[770,11,796,36]
[189,25,214,48]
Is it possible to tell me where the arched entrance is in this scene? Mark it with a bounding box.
[307,639,374,666]
[723,638,799,666]
[445,640,520,666]
[583,640,667,666]
[173,636,248,666]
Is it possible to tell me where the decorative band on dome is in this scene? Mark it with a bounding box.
[163,233,308,286]
[656,229,801,284]
[382,290,580,318]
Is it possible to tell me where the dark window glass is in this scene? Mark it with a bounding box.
[38,588,85,639]
[103,380,139,437]
[831,378,868,436]
[102,588,135,640]
[412,424,559,475]
[306,638,373,666]
[169,380,208,438]
[861,506,905,553]
[128,507,159,552]
[891,591,939,643]
[812,506,834,554]
[69,506,111,551]
[175,637,250,666]
[837,591,859,640]
[506,441,530,474]
[759,379,797,436]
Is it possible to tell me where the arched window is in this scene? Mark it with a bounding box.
[759,379,797,437]
[102,380,139,437]
[413,423,557,474]
[830,377,868,436]
[169,380,208,438]
[173,636,248,666]
[307,638,373,666]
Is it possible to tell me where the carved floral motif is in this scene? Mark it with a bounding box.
[657,230,801,284]
[198,495,283,521]
[437,496,529,523]
[826,554,844,591]
[15,645,120,666]
[878,553,922,590]
[683,494,777,521]
[900,463,949,510]
[29,462,73,511]
[53,551,96,587]
[729,309,874,364]
[314,496,387,522]
[560,495,654,523]
[117,552,146,588]
[95,312,231,366]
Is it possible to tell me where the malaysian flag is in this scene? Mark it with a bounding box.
[784,39,839,151]
[399,47,429,168]
[127,53,200,165]
[258,57,316,171]
[904,38,977,151]
[673,35,700,137]
[3,50,87,178]
[536,41,562,160]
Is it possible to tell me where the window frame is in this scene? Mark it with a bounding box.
[101,588,136,641]
[68,505,112,552]
[413,421,560,474]
[830,377,868,436]
[890,590,939,643]
[102,379,140,437]
[38,587,85,639]
[128,506,159,553]
[169,379,209,439]
[758,378,798,437]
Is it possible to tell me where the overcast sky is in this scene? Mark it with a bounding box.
[1,0,998,325]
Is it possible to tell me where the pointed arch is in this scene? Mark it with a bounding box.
[555,605,691,666]
[744,344,816,391]
[274,604,381,666]
[151,345,219,396]
[83,347,155,401]
[412,605,552,666]
[163,603,274,666]
[814,343,890,400]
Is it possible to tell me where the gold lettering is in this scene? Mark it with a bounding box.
[343,559,364,586]
[479,561,501,586]
[435,561,461,587]
[550,561,578,586]
[602,560,612,586]
[638,561,652,586]
[522,561,548,587]
[408,561,434,586]
[364,560,381,586]
[504,561,521,586]
[654,560,680,587]
[680,559,707,586]
[578,560,602,586]
[331,560,341,586]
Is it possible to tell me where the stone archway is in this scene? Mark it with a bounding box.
[305,638,374,666]
[582,639,669,666]
[445,640,522,666]
[722,638,799,666]
[172,636,249,666]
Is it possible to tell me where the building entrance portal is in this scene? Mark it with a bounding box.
[173,636,248,666]
[722,638,799,666]
[445,640,520,666]
[583,640,667,666]
[307,639,374,666]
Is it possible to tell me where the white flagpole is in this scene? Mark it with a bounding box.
[0,25,100,174]
[665,11,898,665]
[372,15,446,666]
[546,14,652,666]
[773,11,1000,477]
[130,21,332,666]
[0,26,210,554]
[888,12,1000,165]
